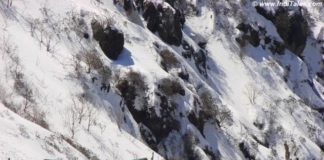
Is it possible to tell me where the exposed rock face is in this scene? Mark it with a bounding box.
[91,20,124,60]
[181,40,208,77]
[116,77,180,151]
[236,23,260,47]
[143,2,160,32]
[158,7,183,46]
[256,7,308,56]
[274,8,308,56]
[123,0,133,13]
[143,2,184,46]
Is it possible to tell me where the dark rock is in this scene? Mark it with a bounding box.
[249,29,260,47]
[178,70,189,81]
[236,23,260,47]
[158,7,183,46]
[193,49,208,77]
[134,0,144,12]
[239,142,255,160]
[182,40,191,50]
[198,41,207,49]
[139,124,158,150]
[188,111,204,133]
[255,6,275,21]
[264,36,271,44]
[274,8,308,56]
[187,97,220,134]
[83,33,89,39]
[123,0,133,12]
[317,72,324,79]
[143,2,160,32]
[175,9,186,27]
[235,36,246,47]
[236,23,251,33]
[91,21,124,60]
[143,2,183,46]
[269,40,285,55]
[251,135,269,148]
[116,79,180,147]
[257,7,308,56]
[203,147,221,160]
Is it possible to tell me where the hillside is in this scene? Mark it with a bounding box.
[0,0,324,159]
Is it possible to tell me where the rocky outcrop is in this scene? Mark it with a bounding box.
[236,23,287,55]
[158,7,183,46]
[181,40,208,77]
[143,2,184,46]
[143,2,160,32]
[116,73,180,151]
[256,7,309,56]
[236,23,260,47]
[91,20,124,60]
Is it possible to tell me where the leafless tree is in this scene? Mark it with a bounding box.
[7,0,12,7]
[66,98,81,139]
[245,83,260,105]
[76,99,87,125]
[86,105,98,132]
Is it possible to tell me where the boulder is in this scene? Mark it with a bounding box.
[91,21,124,60]
[143,2,160,32]
[158,7,183,46]
[143,2,183,46]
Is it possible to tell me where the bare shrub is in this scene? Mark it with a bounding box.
[116,70,149,109]
[11,73,48,129]
[26,107,49,129]
[65,98,81,139]
[62,136,100,160]
[159,49,180,71]
[0,33,48,129]
[26,18,41,37]
[11,69,35,113]
[0,84,9,102]
[217,105,233,126]
[99,65,112,84]
[83,51,111,81]
[6,0,12,7]
[44,33,58,53]
[86,104,98,132]
[77,93,99,132]
[84,51,103,72]
[70,54,82,79]
[158,77,185,96]
[75,97,87,125]
[126,70,147,91]
[245,83,260,105]
[200,90,215,110]
[199,90,233,126]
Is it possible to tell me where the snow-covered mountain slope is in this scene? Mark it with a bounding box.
[0,0,324,159]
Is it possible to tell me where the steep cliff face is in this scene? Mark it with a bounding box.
[0,0,324,159]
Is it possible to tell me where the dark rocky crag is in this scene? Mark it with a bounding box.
[256,6,309,56]
[143,2,184,46]
[91,20,125,60]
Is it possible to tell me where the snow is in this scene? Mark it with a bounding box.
[0,0,324,159]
